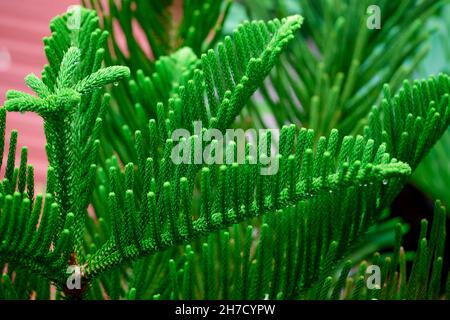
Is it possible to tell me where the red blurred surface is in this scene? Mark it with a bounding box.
[0,0,78,189]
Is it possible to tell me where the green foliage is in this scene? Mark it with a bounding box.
[414,128,450,206]
[413,6,450,206]
[82,0,231,72]
[240,0,448,136]
[100,14,304,165]
[0,1,449,300]
[118,201,447,300]
[1,7,130,291]
[314,201,448,300]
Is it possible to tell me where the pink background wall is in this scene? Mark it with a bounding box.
[0,0,78,189]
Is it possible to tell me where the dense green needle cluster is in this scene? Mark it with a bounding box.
[0,8,130,287]
[83,0,232,71]
[244,0,448,136]
[0,2,449,300]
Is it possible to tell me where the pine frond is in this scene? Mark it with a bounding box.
[1,4,449,301]
[104,15,304,166]
[1,7,130,274]
[121,199,447,300]
[86,127,410,278]
[103,47,199,165]
[86,73,449,285]
[0,111,72,284]
[313,201,448,300]
[413,8,450,206]
[83,0,230,70]
[242,0,447,137]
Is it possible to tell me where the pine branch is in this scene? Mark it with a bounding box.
[84,0,230,71]
[1,4,449,300]
[312,201,448,300]
[1,7,130,285]
[86,73,450,284]
[0,115,71,284]
[103,47,199,165]
[86,133,410,278]
[243,0,448,137]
